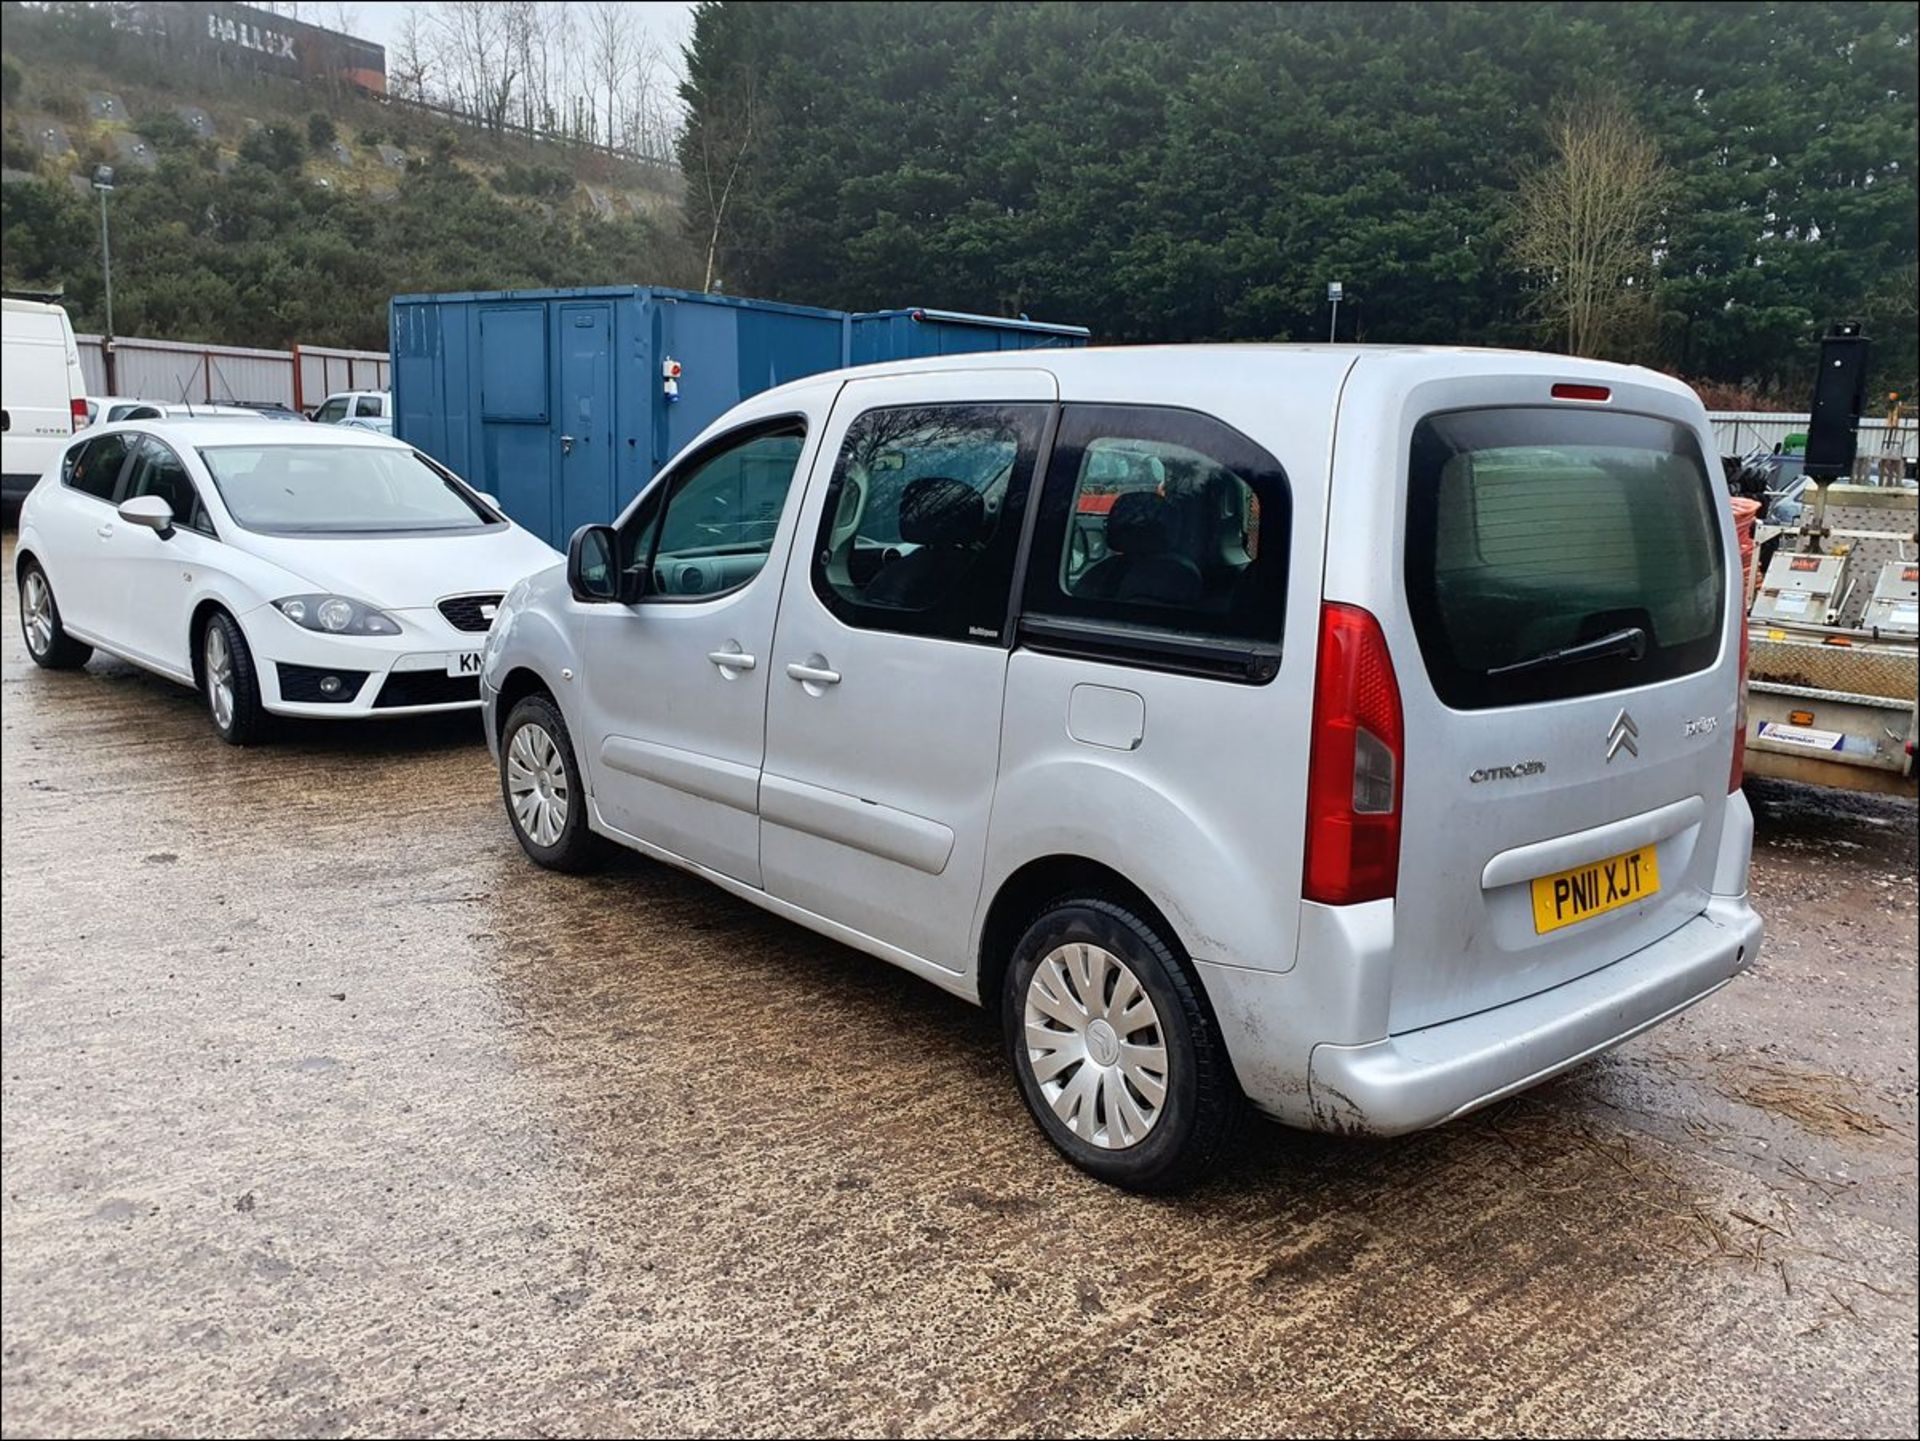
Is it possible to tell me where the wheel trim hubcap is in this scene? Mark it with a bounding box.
[1024,942,1169,1150]
[506,722,569,847]
[205,625,234,729]
[22,573,53,655]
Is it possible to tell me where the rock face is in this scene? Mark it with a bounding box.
[110,132,157,170]
[177,105,216,138]
[85,90,125,121]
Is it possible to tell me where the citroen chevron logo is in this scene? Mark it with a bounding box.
[1606,708,1640,762]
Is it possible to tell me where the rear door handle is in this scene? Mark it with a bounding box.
[708,649,756,672]
[96,523,114,539]
[785,661,841,687]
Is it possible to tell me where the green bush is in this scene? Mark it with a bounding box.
[240,123,303,172]
[307,111,336,152]
[2,121,38,172]
[1,52,24,105]
[492,162,574,199]
[137,112,199,152]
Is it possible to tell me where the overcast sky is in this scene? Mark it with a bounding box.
[305,2,699,78]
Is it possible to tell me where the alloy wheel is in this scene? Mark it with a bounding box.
[21,572,53,657]
[204,624,235,731]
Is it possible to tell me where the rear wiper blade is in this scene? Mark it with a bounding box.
[1488,626,1647,679]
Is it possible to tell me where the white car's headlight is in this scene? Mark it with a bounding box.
[274,594,402,636]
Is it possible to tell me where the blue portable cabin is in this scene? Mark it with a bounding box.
[390,285,1088,548]
[845,307,1095,365]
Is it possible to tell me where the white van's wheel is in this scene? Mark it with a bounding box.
[500,693,606,873]
[1003,897,1240,1191]
[18,561,92,670]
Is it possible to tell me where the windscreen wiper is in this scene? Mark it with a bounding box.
[1487,625,1647,679]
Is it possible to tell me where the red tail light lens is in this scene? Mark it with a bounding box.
[69,396,88,431]
[1304,603,1404,905]
[1730,616,1749,791]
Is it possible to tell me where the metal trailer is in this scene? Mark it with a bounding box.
[389,287,1088,548]
[1742,483,1919,797]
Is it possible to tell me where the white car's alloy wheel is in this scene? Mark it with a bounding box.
[204,623,236,731]
[1024,942,1169,1149]
[21,571,53,658]
[506,722,570,847]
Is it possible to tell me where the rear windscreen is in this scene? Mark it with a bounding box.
[1406,407,1726,709]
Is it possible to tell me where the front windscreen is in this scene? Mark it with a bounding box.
[1405,407,1726,709]
[198,445,496,534]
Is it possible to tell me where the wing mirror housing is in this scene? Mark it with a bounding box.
[118,493,175,538]
[567,523,627,603]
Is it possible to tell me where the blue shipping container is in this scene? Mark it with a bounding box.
[390,286,1087,547]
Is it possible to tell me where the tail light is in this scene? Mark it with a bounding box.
[1730,616,1749,791]
[1304,603,1404,905]
[69,396,88,431]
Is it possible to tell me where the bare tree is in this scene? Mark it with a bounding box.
[1513,89,1670,358]
[690,66,759,292]
[622,33,685,167]
[430,2,520,132]
[585,2,633,151]
[390,6,434,103]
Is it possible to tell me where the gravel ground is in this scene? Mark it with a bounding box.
[3,533,1915,1437]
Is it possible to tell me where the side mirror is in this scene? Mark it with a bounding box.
[567,523,624,603]
[479,493,500,509]
[118,494,175,538]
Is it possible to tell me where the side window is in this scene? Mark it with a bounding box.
[356,394,385,418]
[1021,405,1292,681]
[314,397,348,423]
[124,437,212,534]
[63,432,133,501]
[811,403,1047,643]
[623,418,808,600]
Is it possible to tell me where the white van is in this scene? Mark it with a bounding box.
[2,298,89,514]
[478,345,1763,1190]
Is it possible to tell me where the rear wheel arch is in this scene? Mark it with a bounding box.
[977,854,1192,1010]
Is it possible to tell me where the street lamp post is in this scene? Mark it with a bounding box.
[92,165,116,393]
[1327,280,1344,344]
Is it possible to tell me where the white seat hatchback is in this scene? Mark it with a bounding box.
[479,346,1763,1189]
[15,420,560,742]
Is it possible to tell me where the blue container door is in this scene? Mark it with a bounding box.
[556,303,615,542]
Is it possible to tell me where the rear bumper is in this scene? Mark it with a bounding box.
[1303,893,1762,1136]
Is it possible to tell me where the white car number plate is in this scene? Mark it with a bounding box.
[446,651,484,678]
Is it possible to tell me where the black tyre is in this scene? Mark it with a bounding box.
[500,692,606,872]
[18,560,93,670]
[200,610,269,745]
[1003,897,1241,1192]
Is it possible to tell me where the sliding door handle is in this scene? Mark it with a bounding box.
[785,661,841,687]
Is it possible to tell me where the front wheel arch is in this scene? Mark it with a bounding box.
[492,665,558,748]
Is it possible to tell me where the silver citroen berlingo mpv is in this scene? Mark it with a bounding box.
[481,346,1762,1190]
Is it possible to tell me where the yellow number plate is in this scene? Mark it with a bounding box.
[1530,844,1660,934]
